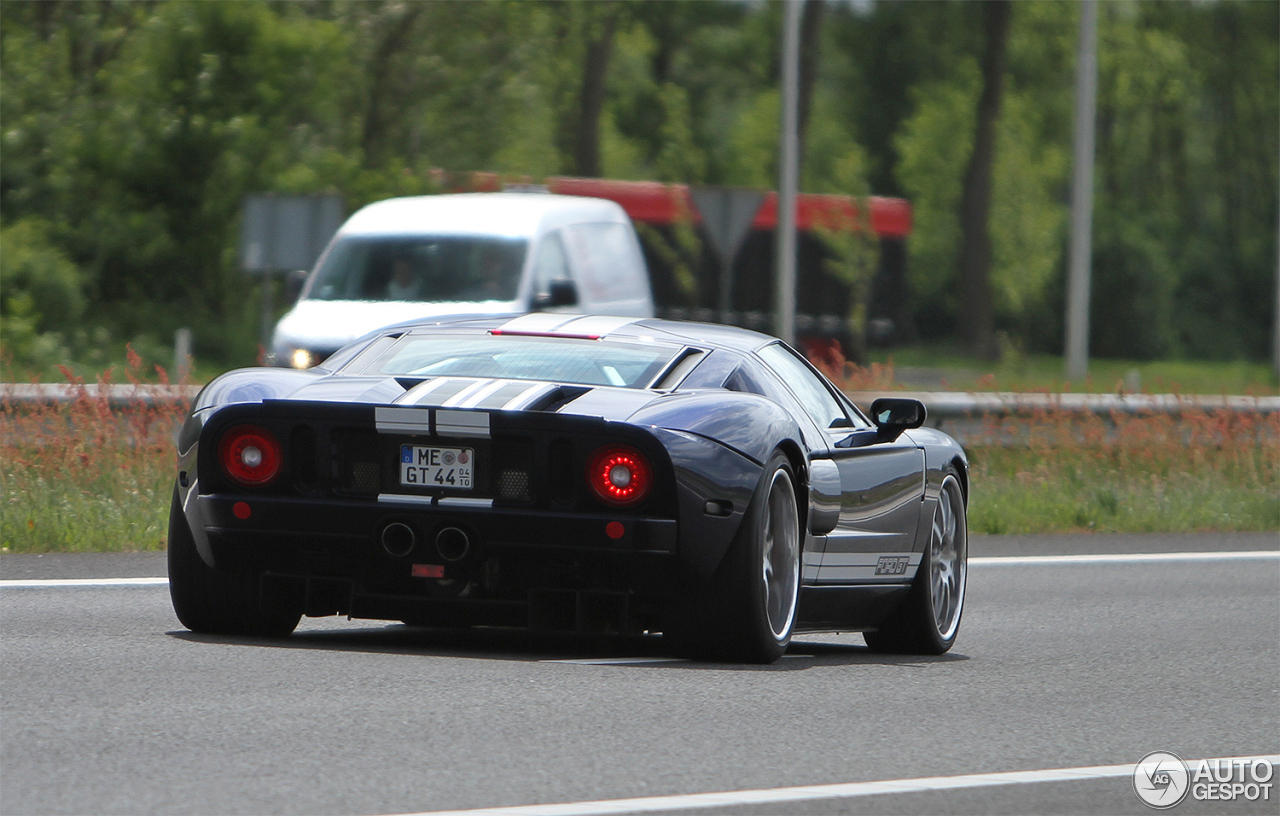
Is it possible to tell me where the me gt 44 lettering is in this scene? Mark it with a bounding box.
[875,555,911,576]
[400,445,473,489]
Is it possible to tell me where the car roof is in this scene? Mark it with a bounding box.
[371,313,777,354]
[337,193,631,238]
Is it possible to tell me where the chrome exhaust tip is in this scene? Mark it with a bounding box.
[435,526,471,562]
[381,522,417,558]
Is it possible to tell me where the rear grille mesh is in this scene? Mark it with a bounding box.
[497,469,530,501]
[333,430,382,495]
[493,439,533,503]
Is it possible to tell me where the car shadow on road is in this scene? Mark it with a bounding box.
[166,625,970,671]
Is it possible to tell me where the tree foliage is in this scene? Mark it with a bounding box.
[0,0,1274,376]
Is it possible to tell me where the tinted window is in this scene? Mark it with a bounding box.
[359,334,678,388]
[756,343,851,430]
[308,235,527,303]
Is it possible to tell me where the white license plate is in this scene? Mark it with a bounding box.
[399,445,474,489]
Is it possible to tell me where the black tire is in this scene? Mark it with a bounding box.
[864,469,967,655]
[167,486,300,637]
[667,451,801,663]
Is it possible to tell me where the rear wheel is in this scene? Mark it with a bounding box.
[667,451,800,663]
[864,470,966,654]
[167,486,300,638]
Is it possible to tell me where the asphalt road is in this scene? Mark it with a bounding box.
[2,533,1277,816]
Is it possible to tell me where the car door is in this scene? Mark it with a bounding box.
[754,343,925,586]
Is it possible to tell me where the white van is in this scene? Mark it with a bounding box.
[269,193,654,368]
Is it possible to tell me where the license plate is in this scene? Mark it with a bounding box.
[400,445,473,489]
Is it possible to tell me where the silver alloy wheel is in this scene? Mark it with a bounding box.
[930,475,967,640]
[761,468,800,640]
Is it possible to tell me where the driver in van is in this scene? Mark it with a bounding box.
[385,255,423,301]
[460,244,518,301]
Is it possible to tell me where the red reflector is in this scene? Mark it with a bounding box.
[233,501,251,520]
[606,521,625,540]
[412,564,445,578]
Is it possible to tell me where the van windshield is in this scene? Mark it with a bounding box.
[307,235,528,302]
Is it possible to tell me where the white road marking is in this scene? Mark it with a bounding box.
[969,550,1279,566]
[389,754,1280,816]
[0,577,169,588]
[0,550,1275,589]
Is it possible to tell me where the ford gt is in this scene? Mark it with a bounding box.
[168,314,969,663]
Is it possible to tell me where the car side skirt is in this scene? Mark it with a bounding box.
[795,584,912,632]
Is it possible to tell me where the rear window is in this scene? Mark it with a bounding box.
[354,333,679,389]
[308,235,527,302]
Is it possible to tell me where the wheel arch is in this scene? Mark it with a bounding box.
[950,455,969,507]
[774,438,809,538]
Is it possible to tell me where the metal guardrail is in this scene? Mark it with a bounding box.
[2,382,1276,418]
[0,383,202,407]
[845,390,1280,421]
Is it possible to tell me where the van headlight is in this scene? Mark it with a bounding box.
[289,348,316,369]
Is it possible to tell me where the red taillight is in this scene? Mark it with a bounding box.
[218,425,282,487]
[586,445,652,507]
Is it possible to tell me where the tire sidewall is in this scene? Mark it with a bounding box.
[921,471,966,651]
[739,452,801,660]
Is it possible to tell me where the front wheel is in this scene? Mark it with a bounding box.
[864,469,967,654]
[667,451,801,663]
[167,486,300,638]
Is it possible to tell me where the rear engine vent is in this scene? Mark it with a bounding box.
[548,439,575,505]
[493,440,532,503]
[290,425,319,491]
[497,470,530,501]
[333,430,382,495]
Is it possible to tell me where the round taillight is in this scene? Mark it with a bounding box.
[218,425,282,487]
[586,445,652,507]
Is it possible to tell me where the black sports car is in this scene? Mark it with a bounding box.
[169,314,968,663]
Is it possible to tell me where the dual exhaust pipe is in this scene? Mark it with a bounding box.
[380,521,471,562]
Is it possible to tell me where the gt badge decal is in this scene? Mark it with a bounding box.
[875,556,910,576]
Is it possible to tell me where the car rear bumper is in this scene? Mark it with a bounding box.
[192,493,677,633]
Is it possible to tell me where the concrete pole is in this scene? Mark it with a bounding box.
[1065,0,1097,382]
[1274,204,1280,380]
[775,0,801,346]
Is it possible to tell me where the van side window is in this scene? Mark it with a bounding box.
[561,222,649,302]
[533,231,572,297]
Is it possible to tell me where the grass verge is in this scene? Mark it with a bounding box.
[2,361,1277,553]
[966,407,1278,534]
[2,359,183,553]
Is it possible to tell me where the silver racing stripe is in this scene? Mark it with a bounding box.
[375,406,432,433]
[496,313,579,333]
[500,382,560,410]
[454,379,512,408]
[441,379,496,408]
[814,552,922,584]
[435,409,490,439]
[554,314,641,337]
[395,377,456,405]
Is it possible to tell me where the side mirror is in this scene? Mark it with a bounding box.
[285,269,310,304]
[533,279,578,310]
[869,397,927,439]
